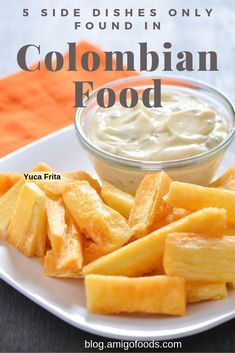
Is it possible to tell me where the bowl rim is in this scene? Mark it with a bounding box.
[75,74,235,170]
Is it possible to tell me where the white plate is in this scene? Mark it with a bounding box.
[0,125,235,341]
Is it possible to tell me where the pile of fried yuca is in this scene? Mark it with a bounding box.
[0,162,235,316]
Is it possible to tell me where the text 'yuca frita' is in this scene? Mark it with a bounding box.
[0,164,235,316]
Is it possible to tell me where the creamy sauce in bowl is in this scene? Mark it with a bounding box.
[88,91,228,162]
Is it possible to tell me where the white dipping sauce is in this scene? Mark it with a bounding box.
[88,91,228,162]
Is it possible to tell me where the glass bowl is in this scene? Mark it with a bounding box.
[75,76,235,194]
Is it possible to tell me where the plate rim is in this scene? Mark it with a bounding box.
[0,125,235,341]
[1,265,235,341]
[0,124,74,166]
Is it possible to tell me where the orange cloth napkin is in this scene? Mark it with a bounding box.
[0,41,138,157]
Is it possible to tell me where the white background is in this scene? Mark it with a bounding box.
[0,0,234,101]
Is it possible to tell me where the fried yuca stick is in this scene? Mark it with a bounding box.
[46,198,67,255]
[101,182,134,219]
[85,275,186,316]
[46,198,83,271]
[56,213,83,271]
[164,233,235,282]
[63,172,101,195]
[43,250,83,278]
[228,282,235,290]
[83,239,112,265]
[224,223,235,235]
[186,282,228,303]
[129,172,172,239]
[63,181,133,249]
[0,162,51,236]
[167,182,235,223]
[209,167,235,191]
[35,171,101,197]
[83,208,227,277]
[0,173,22,197]
[7,182,47,257]
[149,207,191,230]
